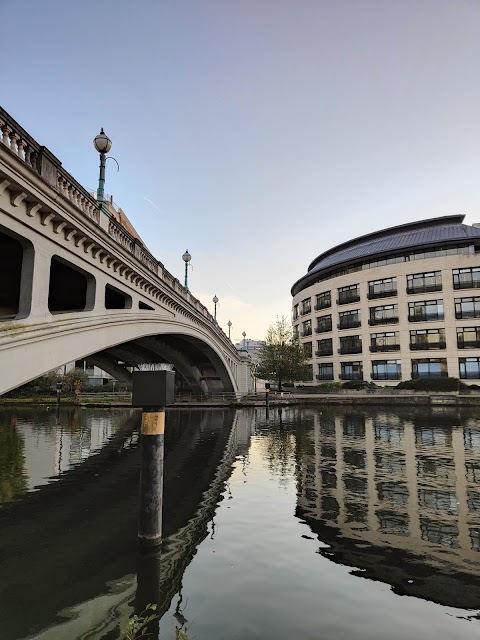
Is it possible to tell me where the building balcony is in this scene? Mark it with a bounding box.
[337,320,361,330]
[300,308,311,316]
[367,289,397,300]
[315,349,333,357]
[458,340,480,349]
[408,314,443,323]
[372,372,402,380]
[455,312,480,320]
[369,344,400,352]
[368,317,399,326]
[410,342,446,350]
[411,371,448,379]
[316,325,332,334]
[300,328,312,337]
[454,280,480,290]
[338,346,362,355]
[316,373,334,381]
[339,373,363,380]
[337,294,360,305]
[406,285,442,294]
[314,302,331,311]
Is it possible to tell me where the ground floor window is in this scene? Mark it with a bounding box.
[459,357,480,379]
[317,363,334,381]
[411,358,447,378]
[372,360,401,380]
[340,361,363,380]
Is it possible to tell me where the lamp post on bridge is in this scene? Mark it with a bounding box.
[242,331,247,349]
[182,250,191,292]
[213,295,218,322]
[227,320,232,340]
[93,129,112,208]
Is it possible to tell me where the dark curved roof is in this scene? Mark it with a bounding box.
[292,215,480,297]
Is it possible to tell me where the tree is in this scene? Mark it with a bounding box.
[256,316,310,391]
[62,367,88,394]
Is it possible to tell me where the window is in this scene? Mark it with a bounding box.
[459,357,480,379]
[306,363,313,380]
[337,284,360,305]
[453,267,480,290]
[316,314,332,333]
[455,297,480,319]
[338,309,361,329]
[368,277,397,299]
[316,338,333,356]
[339,335,362,354]
[303,341,313,358]
[340,361,363,380]
[293,325,299,341]
[369,304,398,326]
[315,291,331,310]
[412,358,448,378]
[410,328,446,350]
[293,304,299,321]
[370,332,400,352]
[300,297,311,315]
[301,319,312,337]
[317,362,334,380]
[408,299,444,322]
[457,327,480,349]
[407,271,442,294]
[372,360,401,380]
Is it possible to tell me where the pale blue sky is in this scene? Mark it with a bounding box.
[2,0,480,341]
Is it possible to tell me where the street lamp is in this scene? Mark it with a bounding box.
[242,331,246,349]
[182,250,191,292]
[93,128,112,208]
[213,295,218,321]
[227,320,232,340]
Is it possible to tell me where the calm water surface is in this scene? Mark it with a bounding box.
[0,405,479,639]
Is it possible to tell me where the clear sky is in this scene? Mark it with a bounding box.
[2,0,480,342]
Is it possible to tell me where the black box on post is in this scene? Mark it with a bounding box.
[132,370,175,407]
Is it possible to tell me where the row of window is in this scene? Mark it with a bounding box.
[302,243,475,293]
[313,358,480,381]
[295,297,480,336]
[305,328,480,356]
[293,267,480,318]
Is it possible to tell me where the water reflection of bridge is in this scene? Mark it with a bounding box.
[294,407,480,610]
[0,407,255,640]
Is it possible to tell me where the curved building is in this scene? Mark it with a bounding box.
[291,215,480,385]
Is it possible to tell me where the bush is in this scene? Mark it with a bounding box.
[342,380,378,390]
[396,377,463,392]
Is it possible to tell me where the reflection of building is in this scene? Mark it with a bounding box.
[295,409,480,603]
[291,215,480,385]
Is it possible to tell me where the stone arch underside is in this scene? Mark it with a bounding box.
[0,313,237,395]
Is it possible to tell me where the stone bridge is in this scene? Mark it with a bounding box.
[0,107,252,396]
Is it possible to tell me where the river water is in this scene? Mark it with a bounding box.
[0,404,480,639]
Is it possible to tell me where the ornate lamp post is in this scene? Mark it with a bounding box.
[242,331,247,349]
[93,128,112,208]
[213,295,218,322]
[182,250,191,292]
[227,320,232,340]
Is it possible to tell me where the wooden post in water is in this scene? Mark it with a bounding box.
[132,368,175,547]
[265,382,270,419]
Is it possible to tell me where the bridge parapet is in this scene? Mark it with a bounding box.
[0,106,237,357]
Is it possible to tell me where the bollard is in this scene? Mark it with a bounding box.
[132,368,175,547]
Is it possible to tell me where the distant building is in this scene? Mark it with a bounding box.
[235,339,265,364]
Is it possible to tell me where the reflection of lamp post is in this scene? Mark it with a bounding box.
[93,128,112,207]
[213,295,218,321]
[227,320,232,340]
[182,250,191,292]
[242,331,246,349]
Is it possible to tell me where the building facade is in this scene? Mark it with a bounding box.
[291,215,480,385]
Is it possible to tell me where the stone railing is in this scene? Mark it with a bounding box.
[0,106,237,354]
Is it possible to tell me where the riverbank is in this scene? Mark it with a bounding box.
[3,390,480,408]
